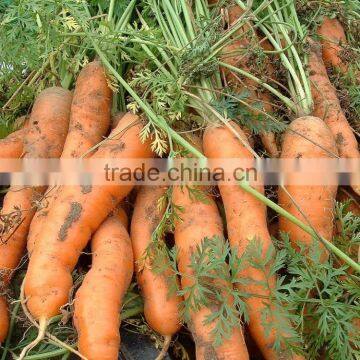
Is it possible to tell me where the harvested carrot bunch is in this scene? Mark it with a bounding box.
[0,1,359,360]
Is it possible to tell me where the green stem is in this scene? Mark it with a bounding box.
[107,0,115,23]
[238,181,360,273]
[23,348,69,360]
[89,38,205,158]
[234,0,311,115]
[115,0,136,31]
[60,72,73,90]
[219,61,297,112]
[1,301,21,360]
[162,0,189,46]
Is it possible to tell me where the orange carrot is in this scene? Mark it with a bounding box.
[0,87,72,343]
[278,116,338,259]
[27,60,112,255]
[23,114,152,349]
[308,45,359,194]
[62,60,112,158]
[0,116,30,159]
[74,207,133,360]
[173,185,249,360]
[317,17,348,73]
[203,121,304,360]
[0,129,24,159]
[131,186,182,350]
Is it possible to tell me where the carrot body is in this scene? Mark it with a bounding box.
[173,185,249,360]
[203,121,304,360]
[278,116,338,259]
[308,46,359,194]
[131,186,182,336]
[27,61,112,255]
[317,17,348,73]
[24,113,152,321]
[0,129,25,159]
[74,208,133,360]
[0,87,72,281]
[62,60,112,158]
[0,116,30,159]
[0,87,72,342]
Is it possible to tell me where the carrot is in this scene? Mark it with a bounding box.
[308,45,359,194]
[131,186,182,354]
[221,4,279,157]
[27,60,112,255]
[278,116,338,259]
[203,121,304,360]
[0,296,9,343]
[0,129,24,159]
[0,87,72,343]
[0,116,30,159]
[173,185,249,360]
[74,207,133,360]
[62,60,112,158]
[317,17,348,74]
[22,113,152,358]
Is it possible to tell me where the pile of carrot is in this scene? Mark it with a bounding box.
[0,2,359,360]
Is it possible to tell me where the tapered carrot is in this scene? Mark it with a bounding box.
[27,60,112,255]
[62,60,112,158]
[308,45,359,194]
[278,116,338,259]
[22,113,152,358]
[173,185,249,360]
[317,17,348,74]
[74,207,133,360]
[131,186,182,354]
[203,121,304,360]
[0,87,72,343]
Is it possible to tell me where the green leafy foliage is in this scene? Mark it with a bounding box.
[211,90,287,134]
[333,201,360,259]
[276,234,360,360]
[170,236,249,347]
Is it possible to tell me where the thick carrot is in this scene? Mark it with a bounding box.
[173,185,249,360]
[308,45,359,194]
[74,207,133,360]
[221,4,279,157]
[131,186,182,352]
[24,113,152,328]
[203,121,304,360]
[27,60,112,255]
[317,17,348,73]
[62,60,112,158]
[278,116,338,259]
[0,87,72,343]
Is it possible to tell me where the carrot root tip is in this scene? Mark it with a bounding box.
[155,335,172,360]
[17,318,47,360]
